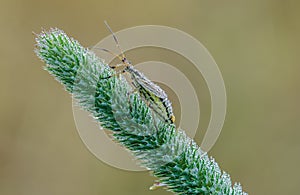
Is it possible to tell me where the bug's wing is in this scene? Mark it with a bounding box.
[136,76,168,99]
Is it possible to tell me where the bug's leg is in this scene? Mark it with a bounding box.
[138,96,160,132]
[126,87,139,97]
[126,87,139,113]
[109,63,123,69]
[141,97,158,129]
[147,103,167,126]
[100,68,125,80]
[150,109,159,132]
[149,104,160,132]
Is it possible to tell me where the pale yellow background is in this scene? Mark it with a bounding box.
[1,0,299,194]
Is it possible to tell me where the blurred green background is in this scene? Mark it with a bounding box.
[1,0,299,194]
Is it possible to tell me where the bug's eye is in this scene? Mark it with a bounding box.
[122,57,131,65]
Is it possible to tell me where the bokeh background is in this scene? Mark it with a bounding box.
[1,0,299,194]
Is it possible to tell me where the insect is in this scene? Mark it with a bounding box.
[97,21,175,124]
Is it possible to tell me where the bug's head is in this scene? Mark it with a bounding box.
[121,57,132,67]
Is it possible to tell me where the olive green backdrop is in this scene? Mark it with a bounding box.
[1,0,299,194]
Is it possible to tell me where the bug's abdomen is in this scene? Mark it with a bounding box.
[160,97,175,123]
[138,84,175,124]
[129,67,175,124]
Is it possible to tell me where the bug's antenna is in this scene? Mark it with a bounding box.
[104,21,126,60]
[93,47,124,62]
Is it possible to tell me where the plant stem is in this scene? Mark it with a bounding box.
[34,28,247,195]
